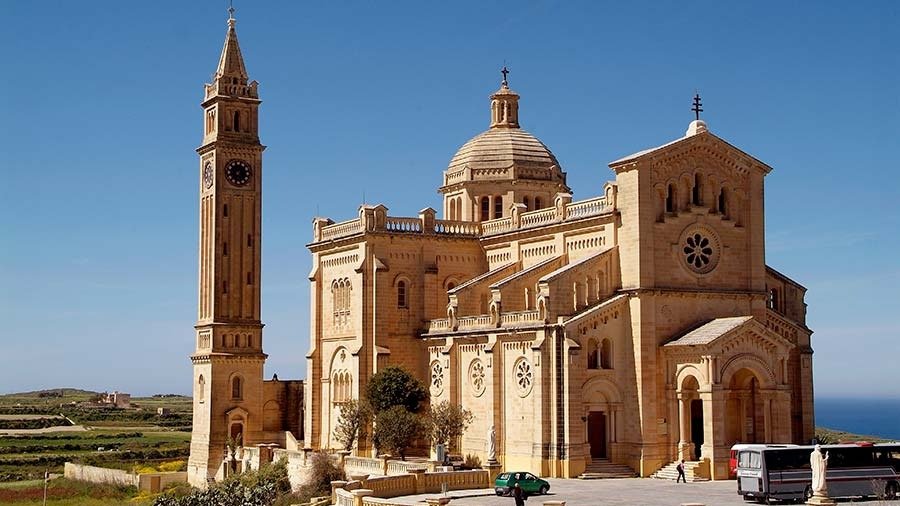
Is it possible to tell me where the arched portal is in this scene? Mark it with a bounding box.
[725,367,766,445]
[581,378,623,462]
[678,375,703,460]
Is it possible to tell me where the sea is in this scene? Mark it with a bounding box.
[815,398,900,440]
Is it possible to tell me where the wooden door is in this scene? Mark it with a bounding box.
[588,411,607,458]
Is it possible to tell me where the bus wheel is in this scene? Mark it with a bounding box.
[885,481,898,500]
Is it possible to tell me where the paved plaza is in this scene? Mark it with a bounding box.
[389,478,754,506]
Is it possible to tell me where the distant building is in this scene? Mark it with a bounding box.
[157,407,171,416]
[102,391,131,409]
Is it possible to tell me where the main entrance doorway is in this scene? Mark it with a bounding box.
[588,411,607,458]
[690,399,704,460]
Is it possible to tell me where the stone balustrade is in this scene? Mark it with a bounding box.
[427,309,544,334]
[312,188,616,243]
[334,468,490,505]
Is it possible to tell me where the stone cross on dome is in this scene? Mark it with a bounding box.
[692,93,703,121]
[501,66,510,88]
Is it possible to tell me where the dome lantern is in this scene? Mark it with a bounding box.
[490,66,519,129]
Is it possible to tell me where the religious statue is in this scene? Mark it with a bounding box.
[487,425,497,463]
[810,444,830,497]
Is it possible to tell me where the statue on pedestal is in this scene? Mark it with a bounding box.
[807,444,834,505]
[487,425,497,464]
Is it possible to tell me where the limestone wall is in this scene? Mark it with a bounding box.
[64,463,187,492]
[64,462,138,487]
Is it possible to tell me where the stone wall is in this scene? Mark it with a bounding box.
[64,462,187,492]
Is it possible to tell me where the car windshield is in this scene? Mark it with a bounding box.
[526,474,536,480]
[498,473,509,480]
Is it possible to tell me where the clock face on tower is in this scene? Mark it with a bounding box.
[225,160,252,187]
[203,162,214,189]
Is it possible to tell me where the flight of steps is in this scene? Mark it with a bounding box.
[578,459,636,479]
[651,460,709,482]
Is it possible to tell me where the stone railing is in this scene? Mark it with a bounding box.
[455,315,493,329]
[426,309,544,334]
[344,456,385,477]
[386,460,423,476]
[500,309,543,325]
[481,216,513,235]
[519,207,557,228]
[481,190,616,237]
[320,218,364,241]
[313,188,616,243]
[434,219,481,235]
[565,196,607,220]
[333,469,490,505]
[425,318,452,332]
[385,217,422,233]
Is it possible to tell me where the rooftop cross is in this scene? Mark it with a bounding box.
[692,93,703,121]
[228,0,235,19]
[501,66,510,87]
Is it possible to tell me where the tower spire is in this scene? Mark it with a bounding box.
[215,6,248,83]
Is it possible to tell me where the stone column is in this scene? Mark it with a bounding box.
[677,394,691,459]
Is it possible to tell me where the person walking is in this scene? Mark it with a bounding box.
[676,459,686,483]
[512,482,526,506]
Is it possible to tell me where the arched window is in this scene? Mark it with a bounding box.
[600,339,612,369]
[666,184,676,213]
[523,196,530,211]
[198,375,206,403]
[587,339,599,369]
[449,199,457,220]
[494,195,503,219]
[233,110,240,132]
[692,173,702,206]
[231,376,242,400]
[534,197,543,210]
[718,188,728,217]
[397,280,408,308]
[481,197,490,221]
[769,288,780,311]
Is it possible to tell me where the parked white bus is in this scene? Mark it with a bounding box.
[736,442,900,502]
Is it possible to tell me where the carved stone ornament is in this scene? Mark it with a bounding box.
[469,359,486,397]
[513,357,534,397]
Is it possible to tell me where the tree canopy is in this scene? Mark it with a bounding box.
[365,366,427,413]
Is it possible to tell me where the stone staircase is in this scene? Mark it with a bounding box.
[651,460,709,482]
[578,459,636,479]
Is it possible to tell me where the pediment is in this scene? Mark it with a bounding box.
[225,406,249,420]
[609,130,773,179]
[664,316,794,357]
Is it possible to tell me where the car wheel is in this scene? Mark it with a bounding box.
[540,485,549,495]
[495,490,503,496]
[885,481,898,500]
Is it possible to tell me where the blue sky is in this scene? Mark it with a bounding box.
[1,1,897,399]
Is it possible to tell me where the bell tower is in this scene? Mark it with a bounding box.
[188,7,267,487]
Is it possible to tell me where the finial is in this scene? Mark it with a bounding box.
[500,66,509,88]
[228,0,235,21]
[692,92,703,121]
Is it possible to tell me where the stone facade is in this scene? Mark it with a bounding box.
[188,14,302,487]
[304,82,814,480]
[188,12,815,484]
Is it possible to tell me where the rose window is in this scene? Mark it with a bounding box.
[514,358,533,397]
[430,362,444,395]
[469,360,486,397]
[679,226,720,274]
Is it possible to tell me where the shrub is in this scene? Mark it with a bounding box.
[373,406,423,460]
[287,451,344,505]
[333,399,371,452]
[426,400,474,451]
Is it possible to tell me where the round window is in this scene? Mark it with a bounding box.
[679,226,720,274]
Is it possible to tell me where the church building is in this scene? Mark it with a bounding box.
[189,11,815,484]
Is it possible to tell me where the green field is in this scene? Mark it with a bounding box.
[0,389,192,483]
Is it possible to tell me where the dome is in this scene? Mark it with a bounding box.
[447,127,561,175]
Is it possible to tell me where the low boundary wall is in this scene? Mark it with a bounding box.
[64,462,187,493]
